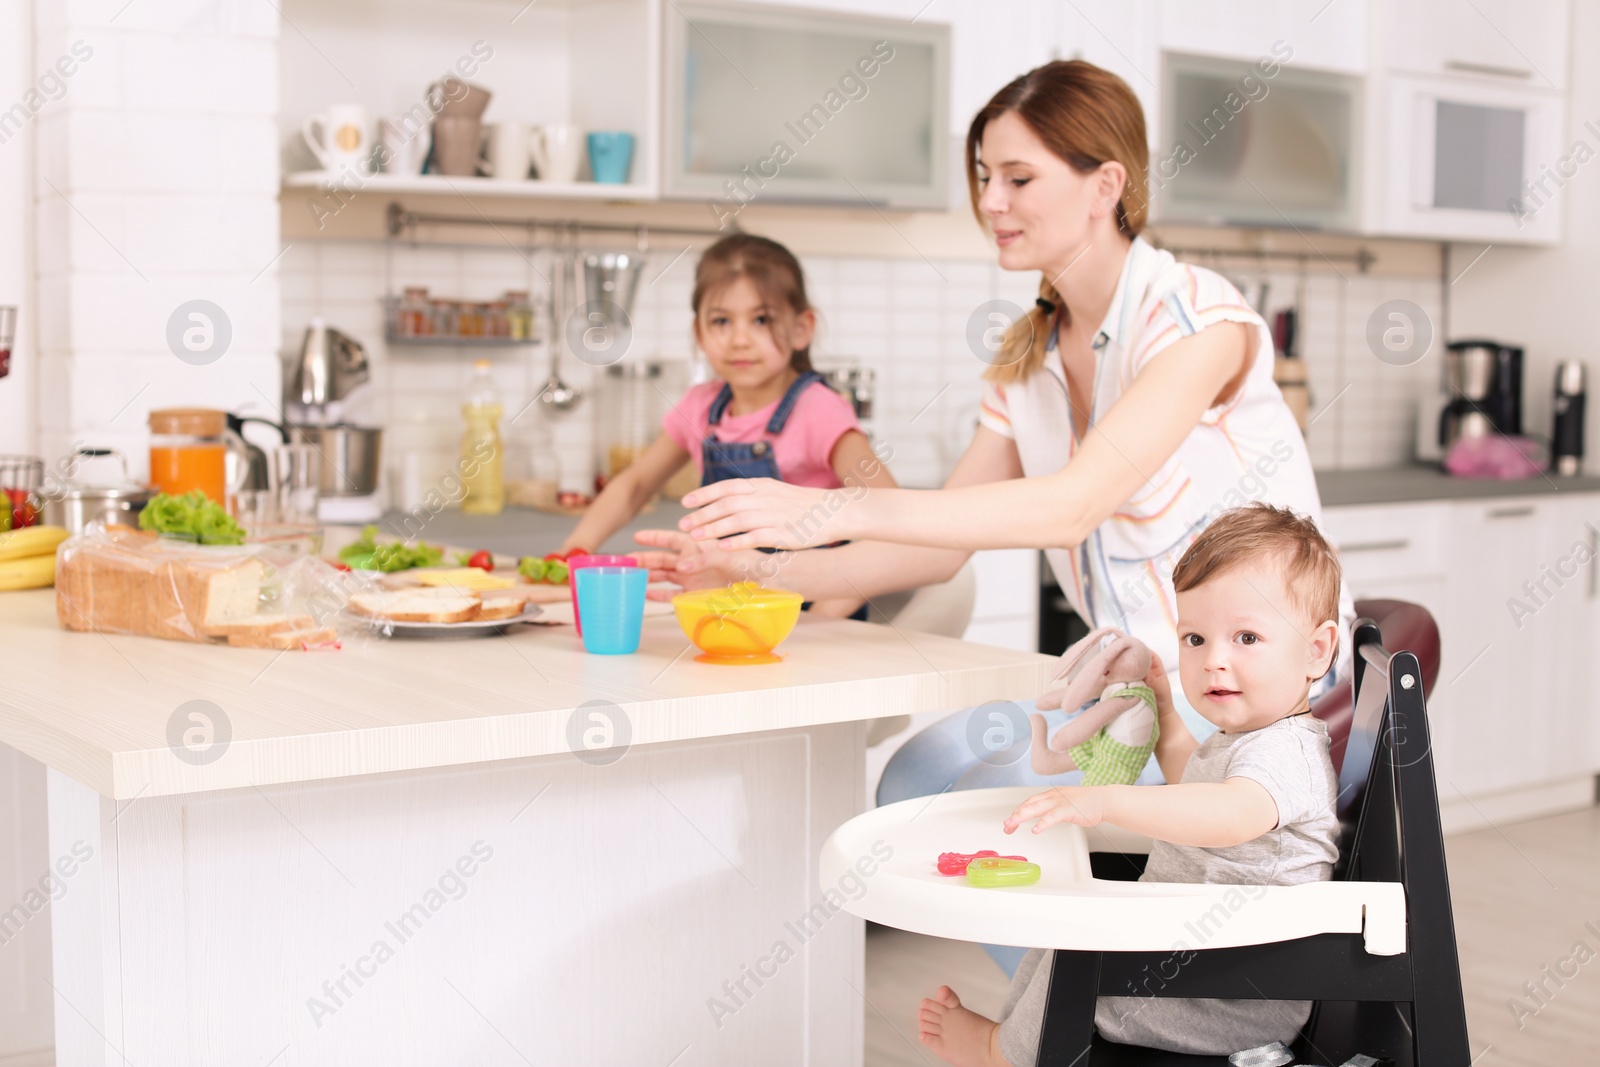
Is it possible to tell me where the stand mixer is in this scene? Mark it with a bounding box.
[284,318,385,523]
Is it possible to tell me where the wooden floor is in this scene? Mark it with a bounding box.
[864,804,1600,1066]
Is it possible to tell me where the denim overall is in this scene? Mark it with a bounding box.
[700,371,868,621]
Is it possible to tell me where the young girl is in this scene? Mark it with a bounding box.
[559,233,894,618]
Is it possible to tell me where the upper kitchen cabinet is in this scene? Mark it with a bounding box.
[1367,72,1566,244]
[1387,0,1570,89]
[1156,0,1368,74]
[1154,53,1361,230]
[1058,1,1162,143]
[279,0,661,202]
[1364,0,1570,244]
[660,2,950,210]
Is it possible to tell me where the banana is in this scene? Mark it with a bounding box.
[0,526,70,562]
[0,552,55,590]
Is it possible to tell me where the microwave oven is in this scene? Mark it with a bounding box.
[661,1,950,219]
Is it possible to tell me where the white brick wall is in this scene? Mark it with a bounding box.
[31,2,282,477]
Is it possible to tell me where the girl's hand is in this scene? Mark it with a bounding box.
[678,478,855,551]
[630,529,770,599]
[1003,786,1106,835]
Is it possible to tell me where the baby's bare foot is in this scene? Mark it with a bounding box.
[917,985,1010,1067]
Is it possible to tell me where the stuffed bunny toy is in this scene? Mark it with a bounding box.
[1029,626,1159,785]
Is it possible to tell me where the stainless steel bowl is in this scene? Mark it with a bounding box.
[39,447,154,533]
[286,424,383,497]
[42,486,153,533]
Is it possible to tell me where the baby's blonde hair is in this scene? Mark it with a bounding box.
[1174,504,1342,629]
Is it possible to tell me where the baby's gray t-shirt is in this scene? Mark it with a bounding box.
[998,714,1340,1064]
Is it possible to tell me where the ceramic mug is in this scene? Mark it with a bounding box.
[482,121,532,180]
[432,115,483,177]
[378,115,430,176]
[587,131,635,185]
[530,124,583,184]
[303,104,371,175]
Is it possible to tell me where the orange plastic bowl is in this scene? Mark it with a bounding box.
[672,582,804,665]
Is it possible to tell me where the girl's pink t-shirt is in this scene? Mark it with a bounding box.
[663,379,861,489]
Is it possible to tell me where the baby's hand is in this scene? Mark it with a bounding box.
[1003,786,1105,835]
[1144,651,1173,708]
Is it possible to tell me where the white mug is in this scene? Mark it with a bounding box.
[531,124,583,184]
[303,104,371,175]
[378,115,430,176]
[483,121,532,180]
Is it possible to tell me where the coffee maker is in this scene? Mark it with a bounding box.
[1438,339,1523,455]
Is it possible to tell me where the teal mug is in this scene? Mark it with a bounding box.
[587,131,635,184]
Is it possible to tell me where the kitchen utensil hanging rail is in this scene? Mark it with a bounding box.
[1150,242,1375,274]
[384,202,733,245]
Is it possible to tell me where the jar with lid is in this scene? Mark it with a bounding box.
[599,362,664,488]
[399,287,430,337]
[148,408,249,504]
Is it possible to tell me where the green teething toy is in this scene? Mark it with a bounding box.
[965,857,1041,887]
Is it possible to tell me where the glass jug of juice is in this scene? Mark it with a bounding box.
[148,408,250,504]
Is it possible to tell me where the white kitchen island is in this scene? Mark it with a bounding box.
[0,589,1052,1067]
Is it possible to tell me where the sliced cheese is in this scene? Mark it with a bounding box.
[415,568,516,591]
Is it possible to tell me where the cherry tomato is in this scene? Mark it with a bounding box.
[468,550,493,572]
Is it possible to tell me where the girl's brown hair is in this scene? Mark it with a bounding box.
[965,60,1151,383]
[692,234,814,373]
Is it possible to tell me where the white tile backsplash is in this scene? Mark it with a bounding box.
[280,240,1446,496]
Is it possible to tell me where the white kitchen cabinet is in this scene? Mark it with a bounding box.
[1549,493,1600,780]
[1387,0,1569,89]
[1369,73,1566,245]
[1440,497,1600,795]
[962,548,1040,652]
[1323,503,1458,780]
[1330,494,1600,809]
[1058,1,1161,138]
[1157,0,1367,74]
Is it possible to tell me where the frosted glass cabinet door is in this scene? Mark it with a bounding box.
[663,3,950,210]
[1155,53,1360,230]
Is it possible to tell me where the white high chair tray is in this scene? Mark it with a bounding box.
[822,787,1405,956]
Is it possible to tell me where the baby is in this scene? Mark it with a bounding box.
[919,503,1344,1065]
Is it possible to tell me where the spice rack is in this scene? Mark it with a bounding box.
[381,289,539,347]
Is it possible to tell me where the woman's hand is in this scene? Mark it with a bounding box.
[1003,786,1106,835]
[678,478,858,551]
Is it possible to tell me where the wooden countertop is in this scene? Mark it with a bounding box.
[0,590,1054,800]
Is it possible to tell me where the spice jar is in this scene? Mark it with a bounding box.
[148,408,249,504]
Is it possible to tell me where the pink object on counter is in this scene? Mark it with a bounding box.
[568,555,638,636]
[1443,435,1547,480]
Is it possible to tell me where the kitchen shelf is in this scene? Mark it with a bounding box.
[283,171,654,202]
[383,335,541,348]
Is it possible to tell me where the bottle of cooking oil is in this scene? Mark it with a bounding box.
[461,359,505,515]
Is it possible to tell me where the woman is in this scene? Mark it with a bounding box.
[641,60,1355,822]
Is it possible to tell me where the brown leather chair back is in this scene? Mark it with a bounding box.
[1312,599,1441,776]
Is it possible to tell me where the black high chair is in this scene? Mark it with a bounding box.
[819,601,1470,1067]
[1034,607,1469,1066]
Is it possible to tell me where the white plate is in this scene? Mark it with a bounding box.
[342,603,544,638]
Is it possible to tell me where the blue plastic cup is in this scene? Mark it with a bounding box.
[574,566,648,654]
[587,131,635,184]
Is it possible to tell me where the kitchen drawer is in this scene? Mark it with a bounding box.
[1323,502,1451,585]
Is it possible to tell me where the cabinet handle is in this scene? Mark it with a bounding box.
[1589,525,1598,600]
[1488,505,1535,519]
[1338,539,1411,554]
[1444,59,1532,80]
